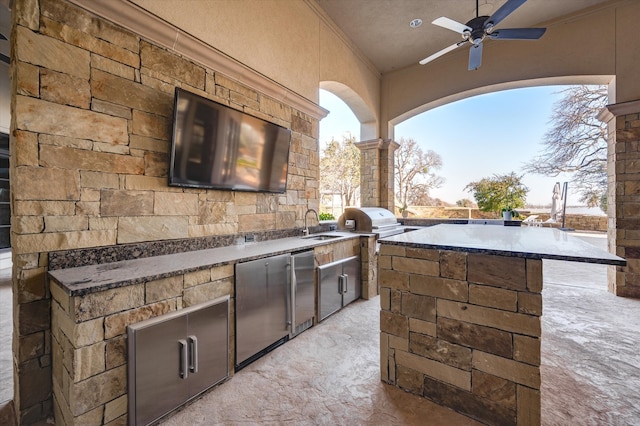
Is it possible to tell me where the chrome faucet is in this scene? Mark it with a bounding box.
[303,209,319,236]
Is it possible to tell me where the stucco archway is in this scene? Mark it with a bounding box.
[318,81,396,210]
[320,81,377,141]
[387,77,614,140]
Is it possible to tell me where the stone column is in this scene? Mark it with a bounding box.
[601,99,640,297]
[359,235,378,299]
[355,139,399,211]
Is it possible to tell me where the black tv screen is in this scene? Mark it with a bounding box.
[169,88,292,193]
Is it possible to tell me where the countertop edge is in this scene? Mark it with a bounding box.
[379,238,626,266]
[379,233,627,266]
[49,232,361,297]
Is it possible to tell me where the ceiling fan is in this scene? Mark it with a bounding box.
[419,0,546,70]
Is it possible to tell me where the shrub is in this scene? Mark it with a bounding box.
[319,212,335,221]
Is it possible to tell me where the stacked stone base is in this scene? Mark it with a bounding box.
[379,244,542,426]
[50,265,235,425]
[49,237,363,425]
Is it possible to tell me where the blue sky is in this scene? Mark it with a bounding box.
[319,87,579,206]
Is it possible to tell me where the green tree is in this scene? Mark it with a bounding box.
[394,137,444,208]
[523,85,608,209]
[456,198,476,208]
[464,172,528,214]
[320,134,360,208]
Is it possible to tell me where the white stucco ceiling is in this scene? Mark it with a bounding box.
[315,0,615,74]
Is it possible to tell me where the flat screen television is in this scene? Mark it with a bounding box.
[169,88,292,193]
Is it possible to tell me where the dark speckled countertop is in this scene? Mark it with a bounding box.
[379,224,626,266]
[49,232,359,296]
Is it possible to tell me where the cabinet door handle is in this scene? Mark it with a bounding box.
[338,275,344,294]
[179,339,188,379]
[188,335,198,374]
[286,261,292,328]
[343,274,349,294]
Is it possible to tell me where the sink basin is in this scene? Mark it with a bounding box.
[303,234,341,241]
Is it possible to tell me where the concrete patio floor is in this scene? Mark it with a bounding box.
[541,233,640,425]
[1,232,639,425]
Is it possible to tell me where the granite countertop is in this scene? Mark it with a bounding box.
[49,231,360,296]
[379,224,626,266]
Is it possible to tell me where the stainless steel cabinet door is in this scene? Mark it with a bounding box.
[236,253,290,366]
[128,297,230,426]
[186,301,229,399]
[341,256,361,306]
[318,261,343,321]
[318,256,361,322]
[131,314,188,426]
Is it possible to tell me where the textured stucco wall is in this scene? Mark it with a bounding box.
[130,0,382,136]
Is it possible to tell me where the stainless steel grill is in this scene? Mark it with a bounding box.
[338,207,404,238]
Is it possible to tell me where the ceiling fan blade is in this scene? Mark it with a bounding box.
[432,17,471,34]
[489,28,546,40]
[485,0,527,29]
[419,41,466,65]
[468,42,483,70]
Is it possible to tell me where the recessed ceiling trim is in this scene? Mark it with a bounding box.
[66,0,328,120]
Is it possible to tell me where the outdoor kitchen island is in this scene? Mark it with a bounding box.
[377,224,625,426]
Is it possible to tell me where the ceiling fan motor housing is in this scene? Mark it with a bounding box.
[465,16,491,43]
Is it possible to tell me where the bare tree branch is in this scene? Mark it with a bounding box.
[394,137,444,207]
[319,134,360,208]
[523,85,608,207]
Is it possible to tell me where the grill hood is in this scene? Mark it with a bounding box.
[338,207,404,238]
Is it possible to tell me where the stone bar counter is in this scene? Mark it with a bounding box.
[378,225,625,426]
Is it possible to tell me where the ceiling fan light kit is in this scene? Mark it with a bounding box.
[420,0,546,70]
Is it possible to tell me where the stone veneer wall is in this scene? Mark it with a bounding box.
[356,139,380,208]
[379,244,542,426]
[604,103,640,297]
[314,238,361,270]
[355,139,398,211]
[359,235,378,299]
[10,0,321,423]
[608,101,640,297]
[379,140,397,212]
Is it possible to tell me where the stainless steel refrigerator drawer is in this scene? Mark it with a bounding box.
[235,253,290,369]
[291,250,315,337]
[128,296,229,426]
